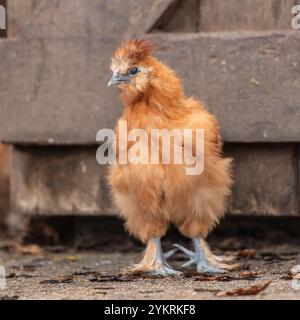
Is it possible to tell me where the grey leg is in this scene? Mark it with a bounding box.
[175,237,238,273]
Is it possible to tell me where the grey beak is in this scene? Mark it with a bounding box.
[108,72,130,87]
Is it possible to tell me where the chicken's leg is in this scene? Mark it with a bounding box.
[200,238,237,264]
[127,238,182,276]
[175,238,239,273]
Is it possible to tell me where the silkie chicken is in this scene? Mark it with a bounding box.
[107,39,238,276]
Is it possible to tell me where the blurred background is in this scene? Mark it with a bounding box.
[0,0,300,247]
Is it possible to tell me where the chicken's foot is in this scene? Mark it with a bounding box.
[174,238,239,274]
[126,238,181,276]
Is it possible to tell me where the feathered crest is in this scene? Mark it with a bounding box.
[113,39,155,62]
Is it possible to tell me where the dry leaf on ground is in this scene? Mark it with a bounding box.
[280,273,293,281]
[195,275,235,282]
[39,274,74,284]
[14,244,43,256]
[194,288,220,293]
[238,271,260,276]
[238,271,261,277]
[64,255,82,262]
[237,249,256,258]
[194,270,260,282]
[216,281,272,297]
[89,274,134,283]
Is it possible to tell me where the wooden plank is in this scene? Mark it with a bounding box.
[7,0,37,37]
[1,32,300,144]
[199,0,296,31]
[0,0,178,145]
[153,32,300,142]
[225,144,298,216]
[11,146,115,216]
[0,37,121,145]
[11,144,299,217]
[7,0,175,38]
[152,0,199,32]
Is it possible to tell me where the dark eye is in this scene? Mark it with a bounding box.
[129,67,139,75]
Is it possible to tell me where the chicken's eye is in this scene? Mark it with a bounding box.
[129,67,139,75]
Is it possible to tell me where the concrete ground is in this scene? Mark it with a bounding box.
[0,241,300,300]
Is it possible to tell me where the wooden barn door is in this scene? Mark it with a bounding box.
[0,0,299,223]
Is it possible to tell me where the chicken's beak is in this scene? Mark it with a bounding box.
[108,72,130,87]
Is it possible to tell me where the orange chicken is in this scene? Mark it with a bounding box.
[107,39,236,275]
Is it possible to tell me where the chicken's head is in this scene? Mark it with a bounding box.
[108,39,155,101]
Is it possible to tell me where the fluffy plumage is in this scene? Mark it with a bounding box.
[108,39,234,274]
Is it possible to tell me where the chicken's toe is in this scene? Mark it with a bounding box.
[175,238,239,274]
[124,238,182,277]
[196,262,227,274]
[150,265,182,277]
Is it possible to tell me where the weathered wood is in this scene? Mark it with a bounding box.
[199,0,296,31]
[152,0,198,32]
[153,32,300,143]
[7,0,175,38]
[11,144,300,217]
[225,144,298,216]
[0,37,121,145]
[7,0,37,37]
[1,1,300,144]
[0,0,179,145]
[1,32,300,144]
[11,146,115,216]
[3,0,300,223]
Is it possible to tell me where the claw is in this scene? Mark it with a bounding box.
[149,265,182,277]
[214,255,237,263]
[174,238,237,274]
[197,263,228,274]
[200,239,237,263]
[125,238,182,277]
